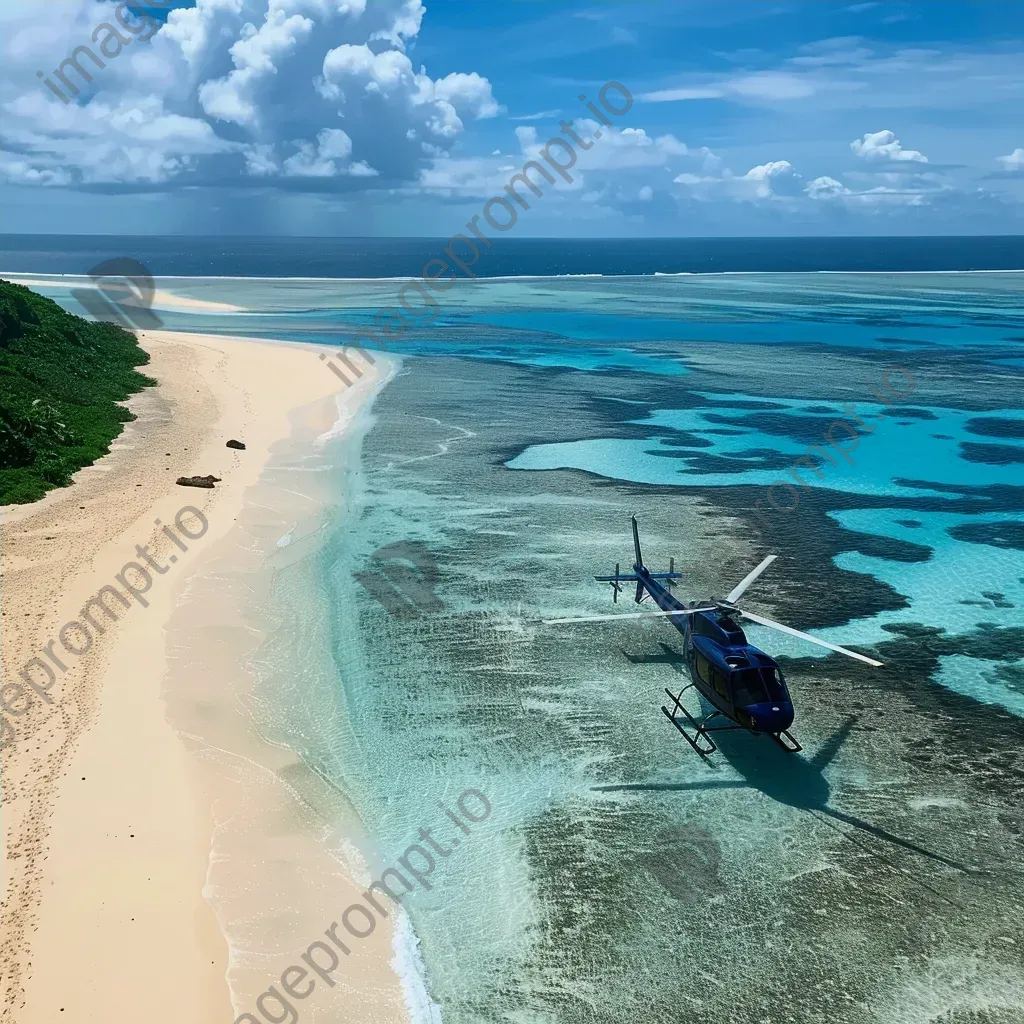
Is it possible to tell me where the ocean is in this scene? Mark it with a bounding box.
[3,233,1024,277]
[8,240,1024,1023]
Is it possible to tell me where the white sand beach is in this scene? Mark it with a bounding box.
[0,330,404,1023]
[0,275,244,313]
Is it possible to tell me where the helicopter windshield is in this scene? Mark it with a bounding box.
[732,666,786,706]
[732,670,768,706]
[764,667,787,701]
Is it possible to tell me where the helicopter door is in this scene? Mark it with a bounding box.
[711,666,729,700]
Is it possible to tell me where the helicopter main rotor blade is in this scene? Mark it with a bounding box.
[543,607,716,625]
[724,554,777,604]
[736,609,883,667]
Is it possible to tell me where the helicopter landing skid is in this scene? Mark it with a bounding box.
[661,686,743,757]
[771,729,803,753]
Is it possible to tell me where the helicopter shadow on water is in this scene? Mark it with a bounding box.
[604,642,977,883]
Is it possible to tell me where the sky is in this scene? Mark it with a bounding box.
[1,0,1023,237]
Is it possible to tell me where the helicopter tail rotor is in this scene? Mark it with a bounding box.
[595,517,682,605]
[595,562,630,603]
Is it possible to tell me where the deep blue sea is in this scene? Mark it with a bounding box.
[2,233,1024,277]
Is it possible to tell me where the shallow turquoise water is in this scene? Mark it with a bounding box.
[509,396,1024,496]
[461,309,1020,350]
[776,507,1024,715]
[510,391,1024,716]
[328,314,1024,1022]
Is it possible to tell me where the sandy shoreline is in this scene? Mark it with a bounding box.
[0,274,243,312]
[0,330,402,1022]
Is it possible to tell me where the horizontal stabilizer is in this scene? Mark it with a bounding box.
[544,606,716,625]
[593,572,682,582]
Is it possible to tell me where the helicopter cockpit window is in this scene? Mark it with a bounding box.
[695,653,711,684]
[762,667,786,700]
[716,615,743,640]
[732,669,769,706]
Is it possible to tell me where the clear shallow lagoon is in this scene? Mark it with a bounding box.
[510,396,1024,497]
[510,392,1024,720]
[21,267,1024,1022]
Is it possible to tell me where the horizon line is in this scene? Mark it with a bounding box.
[2,232,1024,241]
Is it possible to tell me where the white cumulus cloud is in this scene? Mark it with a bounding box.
[674,158,804,204]
[996,148,1024,172]
[806,174,934,207]
[433,72,503,120]
[282,127,356,177]
[805,175,850,199]
[851,129,928,163]
[0,0,499,190]
[743,160,802,197]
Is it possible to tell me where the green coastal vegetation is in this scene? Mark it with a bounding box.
[0,280,155,505]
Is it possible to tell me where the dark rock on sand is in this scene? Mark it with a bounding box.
[176,475,222,489]
[226,439,246,450]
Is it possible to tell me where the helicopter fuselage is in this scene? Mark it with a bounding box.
[633,563,796,735]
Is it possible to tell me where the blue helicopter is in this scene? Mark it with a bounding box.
[545,516,883,757]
